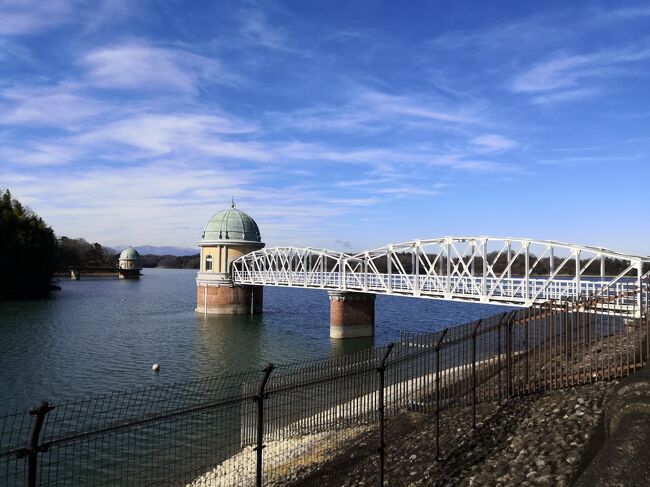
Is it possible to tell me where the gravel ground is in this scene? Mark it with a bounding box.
[188,426,371,486]
[289,380,618,486]
[426,382,616,487]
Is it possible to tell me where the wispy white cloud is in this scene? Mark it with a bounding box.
[511,46,650,102]
[371,186,442,197]
[81,0,132,33]
[531,87,599,104]
[0,107,270,165]
[428,6,650,55]
[428,15,567,53]
[0,143,83,165]
[77,113,259,152]
[0,0,133,36]
[588,5,650,22]
[422,154,512,172]
[336,176,448,199]
[362,91,479,124]
[238,9,290,51]
[336,177,394,188]
[471,134,517,152]
[0,160,379,247]
[512,55,594,93]
[0,38,32,61]
[0,85,112,127]
[270,88,481,136]
[82,43,234,93]
[0,0,73,35]
[281,140,518,174]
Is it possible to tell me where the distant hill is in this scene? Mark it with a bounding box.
[112,245,198,256]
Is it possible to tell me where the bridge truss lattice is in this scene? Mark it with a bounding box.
[231,237,649,309]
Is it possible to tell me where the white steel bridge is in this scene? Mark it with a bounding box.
[231,237,649,309]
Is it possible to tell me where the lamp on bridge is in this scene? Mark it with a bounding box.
[118,247,142,279]
[195,202,265,314]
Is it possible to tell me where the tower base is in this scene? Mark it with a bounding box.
[196,284,263,315]
[118,269,141,279]
[328,291,375,338]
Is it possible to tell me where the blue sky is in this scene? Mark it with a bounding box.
[1,0,649,255]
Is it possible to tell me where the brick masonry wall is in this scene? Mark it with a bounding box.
[196,284,263,314]
[329,292,375,338]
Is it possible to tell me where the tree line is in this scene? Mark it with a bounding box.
[139,254,199,269]
[57,238,199,270]
[0,190,58,299]
[1,190,199,300]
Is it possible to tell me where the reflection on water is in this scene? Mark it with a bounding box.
[330,336,376,355]
[0,268,506,412]
[193,313,266,375]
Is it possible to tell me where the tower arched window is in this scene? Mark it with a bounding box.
[205,255,213,271]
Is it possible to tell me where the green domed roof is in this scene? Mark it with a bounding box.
[119,247,140,260]
[201,204,262,243]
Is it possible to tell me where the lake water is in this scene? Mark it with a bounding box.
[0,268,507,412]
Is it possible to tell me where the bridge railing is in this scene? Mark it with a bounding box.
[233,268,640,308]
[231,240,649,308]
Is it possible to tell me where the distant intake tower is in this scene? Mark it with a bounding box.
[118,247,142,279]
[196,203,265,314]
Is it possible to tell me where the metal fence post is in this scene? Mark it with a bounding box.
[471,319,482,428]
[377,343,394,487]
[507,313,514,398]
[254,364,275,487]
[646,274,649,366]
[524,307,530,392]
[23,401,54,487]
[435,329,448,460]
[496,311,512,404]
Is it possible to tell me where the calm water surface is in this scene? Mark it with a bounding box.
[0,268,507,412]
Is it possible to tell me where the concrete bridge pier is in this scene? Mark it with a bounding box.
[328,291,375,338]
[70,269,80,280]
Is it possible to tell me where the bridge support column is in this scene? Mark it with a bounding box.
[196,282,263,315]
[328,291,375,338]
[70,269,80,280]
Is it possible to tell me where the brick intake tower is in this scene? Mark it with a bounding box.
[195,203,264,315]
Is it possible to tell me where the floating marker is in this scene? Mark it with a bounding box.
[152,363,160,372]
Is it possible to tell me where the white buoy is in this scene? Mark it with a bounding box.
[152,363,160,372]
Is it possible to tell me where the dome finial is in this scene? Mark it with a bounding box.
[231,196,235,208]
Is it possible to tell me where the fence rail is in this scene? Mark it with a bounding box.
[1,286,648,486]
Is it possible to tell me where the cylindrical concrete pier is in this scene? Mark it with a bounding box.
[328,291,375,338]
[196,284,263,315]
